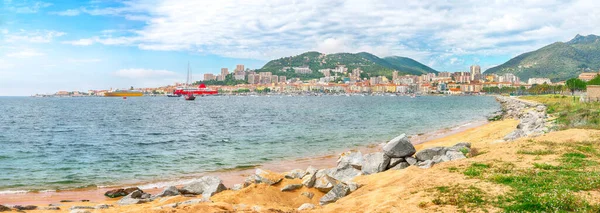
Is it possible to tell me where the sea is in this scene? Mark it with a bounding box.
[0,95,500,193]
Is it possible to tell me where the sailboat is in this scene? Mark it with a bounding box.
[184,63,196,101]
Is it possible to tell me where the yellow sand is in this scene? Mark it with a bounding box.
[26,119,600,213]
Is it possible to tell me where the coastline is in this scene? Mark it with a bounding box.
[0,119,490,205]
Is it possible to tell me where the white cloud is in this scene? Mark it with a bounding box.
[67,58,102,63]
[50,9,80,16]
[6,49,45,58]
[62,38,96,46]
[4,30,66,43]
[113,68,177,79]
[59,0,600,71]
[10,1,52,14]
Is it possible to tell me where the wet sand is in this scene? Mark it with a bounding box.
[0,119,488,205]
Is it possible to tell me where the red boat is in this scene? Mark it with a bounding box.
[174,83,218,96]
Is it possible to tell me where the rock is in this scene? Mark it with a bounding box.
[302,172,317,188]
[0,205,9,212]
[69,206,95,210]
[361,152,391,175]
[231,184,243,191]
[70,210,91,213]
[504,129,524,141]
[14,205,37,210]
[301,191,314,199]
[104,187,141,198]
[178,198,211,205]
[80,200,90,202]
[314,176,334,192]
[233,204,248,211]
[284,169,307,179]
[415,147,448,161]
[390,162,410,170]
[254,169,283,185]
[417,160,436,169]
[243,174,259,187]
[60,200,74,202]
[388,157,405,169]
[382,134,416,158]
[281,184,303,192]
[251,205,262,212]
[452,142,471,149]
[319,183,350,205]
[305,166,318,174]
[116,190,151,205]
[155,186,180,197]
[329,163,362,184]
[337,151,364,169]
[432,155,450,163]
[41,206,61,210]
[95,204,113,209]
[405,157,417,165]
[348,182,361,192]
[446,150,467,161]
[298,203,316,211]
[180,176,227,198]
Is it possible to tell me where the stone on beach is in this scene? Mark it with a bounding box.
[180,176,227,198]
[390,162,410,170]
[41,206,61,210]
[446,150,467,161]
[14,205,37,210]
[178,198,212,205]
[319,183,350,205]
[154,186,180,197]
[417,160,436,169]
[298,203,316,211]
[116,190,152,205]
[254,169,284,185]
[361,152,391,175]
[415,147,448,161]
[388,157,405,169]
[284,169,307,179]
[104,187,141,198]
[337,151,364,170]
[405,157,418,165]
[329,163,362,184]
[382,134,416,158]
[95,204,113,209]
[231,184,244,191]
[69,206,95,210]
[314,176,334,192]
[281,184,303,192]
[302,172,317,188]
[301,191,314,199]
[70,210,91,213]
[0,205,10,212]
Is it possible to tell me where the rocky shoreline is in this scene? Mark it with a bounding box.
[491,96,552,141]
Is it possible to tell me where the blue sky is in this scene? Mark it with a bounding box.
[1,0,600,95]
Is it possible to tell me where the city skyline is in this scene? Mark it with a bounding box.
[2,0,600,96]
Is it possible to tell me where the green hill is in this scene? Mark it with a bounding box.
[257,51,437,80]
[486,34,600,82]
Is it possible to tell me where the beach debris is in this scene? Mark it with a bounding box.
[382,134,416,158]
[154,186,180,197]
[298,203,316,211]
[95,204,113,209]
[231,184,244,191]
[180,176,227,198]
[69,206,95,210]
[280,184,303,192]
[300,191,314,199]
[284,169,307,179]
[319,183,350,205]
[104,187,141,198]
[116,190,152,205]
[361,152,390,175]
[254,169,284,185]
[337,151,364,170]
[0,205,10,212]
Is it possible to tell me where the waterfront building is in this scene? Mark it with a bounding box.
[528,78,552,85]
[392,71,399,81]
[204,73,216,81]
[221,68,229,77]
[470,65,481,80]
[279,76,286,83]
[579,71,600,81]
[438,72,452,78]
[235,65,245,72]
[271,75,279,84]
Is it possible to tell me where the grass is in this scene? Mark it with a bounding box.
[516,149,555,155]
[521,95,600,129]
[429,185,489,211]
[458,141,600,212]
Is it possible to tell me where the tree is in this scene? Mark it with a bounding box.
[587,75,600,86]
[565,78,587,95]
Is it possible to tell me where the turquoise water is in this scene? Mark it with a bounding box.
[0,96,499,192]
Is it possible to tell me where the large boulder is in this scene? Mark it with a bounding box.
[154,186,180,197]
[382,134,416,158]
[415,147,448,161]
[319,183,350,205]
[0,205,9,212]
[329,163,362,184]
[361,152,391,175]
[390,162,410,170]
[416,160,435,169]
[432,155,450,164]
[302,172,317,188]
[116,190,152,205]
[104,187,141,198]
[306,166,318,175]
[337,151,364,169]
[405,157,418,165]
[284,169,307,179]
[388,158,405,169]
[254,169,283,185]
[314,176,334,192]
[180,176,227,198]
[446,150,467,161]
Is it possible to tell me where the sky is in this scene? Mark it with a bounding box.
[1,0,600,96]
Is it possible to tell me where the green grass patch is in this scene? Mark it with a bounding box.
[521,95,600,130]
[463,163,490,177]
[517,149,555,155]
[533,163,561,170]
[430,185,489,211]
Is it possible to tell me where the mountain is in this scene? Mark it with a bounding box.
[486,34,600,82]
[258,51,437,79]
